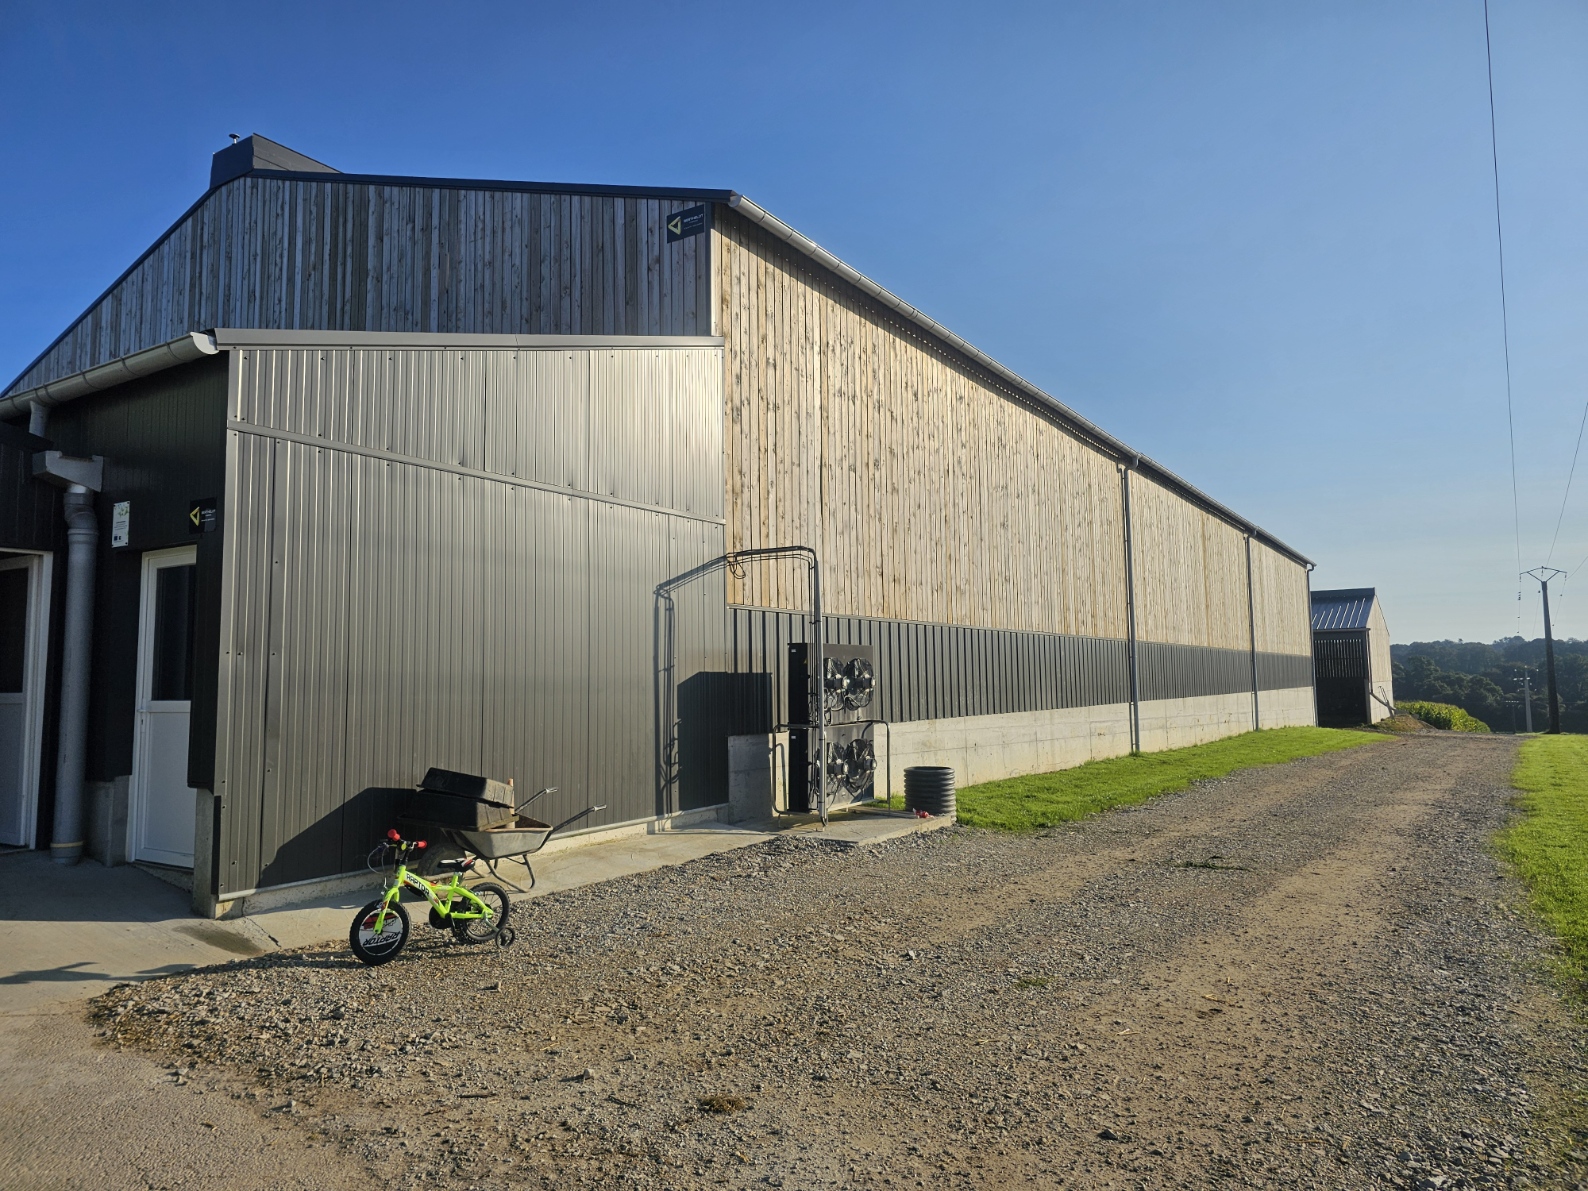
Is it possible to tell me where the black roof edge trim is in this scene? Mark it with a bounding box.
[245,169,735,202]
[1312,588,1376,601]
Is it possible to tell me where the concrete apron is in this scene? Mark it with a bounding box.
[0,805,952,1012]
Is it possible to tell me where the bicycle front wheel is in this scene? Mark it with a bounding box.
[350,899,410,965]
[452,883,510,944]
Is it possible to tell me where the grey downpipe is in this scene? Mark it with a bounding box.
[1306,563,1320,727]
[1244,536,1261,731]
[1121,463,1142,753]
[50,486,97,864]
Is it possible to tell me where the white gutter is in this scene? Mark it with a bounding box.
[0,332,219,421]
[726,194,1313,568]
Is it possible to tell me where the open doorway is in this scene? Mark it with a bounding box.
[0,552,51,848]
[129,546,198,867]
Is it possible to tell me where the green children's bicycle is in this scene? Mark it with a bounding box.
[349,829,516,965]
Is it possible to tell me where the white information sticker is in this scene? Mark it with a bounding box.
[111,501,130,548]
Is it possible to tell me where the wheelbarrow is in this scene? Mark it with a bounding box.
[436,787,606,893]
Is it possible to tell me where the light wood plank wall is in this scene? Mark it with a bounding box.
[13,178,712,392]
[716,209,1313,657]
[716,211,1128,637]
[1128,472,1255,652]
[1250,539,1314,656]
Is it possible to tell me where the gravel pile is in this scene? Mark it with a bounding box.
[92,735,1587,1189]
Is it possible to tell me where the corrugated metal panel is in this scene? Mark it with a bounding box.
[214,344,724,894]
[727,607,1131,728]
[214,430,274,894]
[483,350,589,488]
[1313,633,1369,680]
[1311,588,1376,632]
[726,609,1313,729]
[255,441,354,886]
[477,484,592,837]
[1257,651,1316,692]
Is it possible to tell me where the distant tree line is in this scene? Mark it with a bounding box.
[1390,638,1588,733]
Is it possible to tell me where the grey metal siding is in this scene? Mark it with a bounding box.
[214,343,724,895]
[728,608,1313,731]
[728,606,1131,728]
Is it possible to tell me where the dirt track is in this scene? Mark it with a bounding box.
[63,735,1588,1187]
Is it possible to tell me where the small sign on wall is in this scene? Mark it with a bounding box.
[666,205,707,242]
[111,501,130,547]
[188,497,217,534]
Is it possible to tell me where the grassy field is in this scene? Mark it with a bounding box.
[924,726,1383,832]
[1502,734,1588,992]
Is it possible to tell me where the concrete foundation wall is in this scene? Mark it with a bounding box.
[727,684,1320,815]
[1260,685,1318,730]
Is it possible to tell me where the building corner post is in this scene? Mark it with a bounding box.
[50,484,98,864]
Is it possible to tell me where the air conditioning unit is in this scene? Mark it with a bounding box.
[787,643,879,813]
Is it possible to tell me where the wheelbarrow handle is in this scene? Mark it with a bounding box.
[546,803,607,840]
[517,786,557,812]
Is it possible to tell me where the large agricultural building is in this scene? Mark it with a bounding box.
[0,136,1317,916]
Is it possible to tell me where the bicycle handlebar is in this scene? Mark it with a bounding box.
[384,828,428,850]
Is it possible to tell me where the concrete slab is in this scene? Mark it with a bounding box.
[0,809,946,1013]
[755,807,957,848]
[0,850,272,1013]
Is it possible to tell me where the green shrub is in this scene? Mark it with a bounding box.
[1399,700,1491,732]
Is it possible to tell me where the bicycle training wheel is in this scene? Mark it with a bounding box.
[452,883,510,945]
[350,899,411,965]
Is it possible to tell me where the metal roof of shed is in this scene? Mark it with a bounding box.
[1311,588,1377,632]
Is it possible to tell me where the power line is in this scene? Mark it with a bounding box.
[1483,0,1524,630]
[1547,396,1588,565]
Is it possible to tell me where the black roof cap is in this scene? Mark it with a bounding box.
[211,134,339,189]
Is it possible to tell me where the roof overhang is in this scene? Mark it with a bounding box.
[0,332,218,420]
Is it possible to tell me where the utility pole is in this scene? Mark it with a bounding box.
[1522,671,1534,733]
[1522,568,1565,735]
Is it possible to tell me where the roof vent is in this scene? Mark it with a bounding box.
[210,134,339,189]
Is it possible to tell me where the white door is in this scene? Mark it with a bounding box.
[131,547,198,867]
[0,555,47,848]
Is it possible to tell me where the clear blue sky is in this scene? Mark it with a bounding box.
[4,1,1585,643]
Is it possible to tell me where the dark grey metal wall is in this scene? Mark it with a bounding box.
[0,422,58,552]
[730,606,1314,729]
[37,357,229,788]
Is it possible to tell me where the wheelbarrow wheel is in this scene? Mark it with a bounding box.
[452,883,510,945]
[350,900,410,965]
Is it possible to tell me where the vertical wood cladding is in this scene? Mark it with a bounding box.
[714,208,1313,661]
[1127,471,1254,652]
[715,210,1128,639]
[11,180,713,394]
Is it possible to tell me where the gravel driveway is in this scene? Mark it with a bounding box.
[93,734,1588,1189]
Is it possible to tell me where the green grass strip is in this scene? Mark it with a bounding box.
[1502,734,1588,992]
[941,726,1383,832]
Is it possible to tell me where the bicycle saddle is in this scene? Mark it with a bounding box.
[433,856,476,873]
